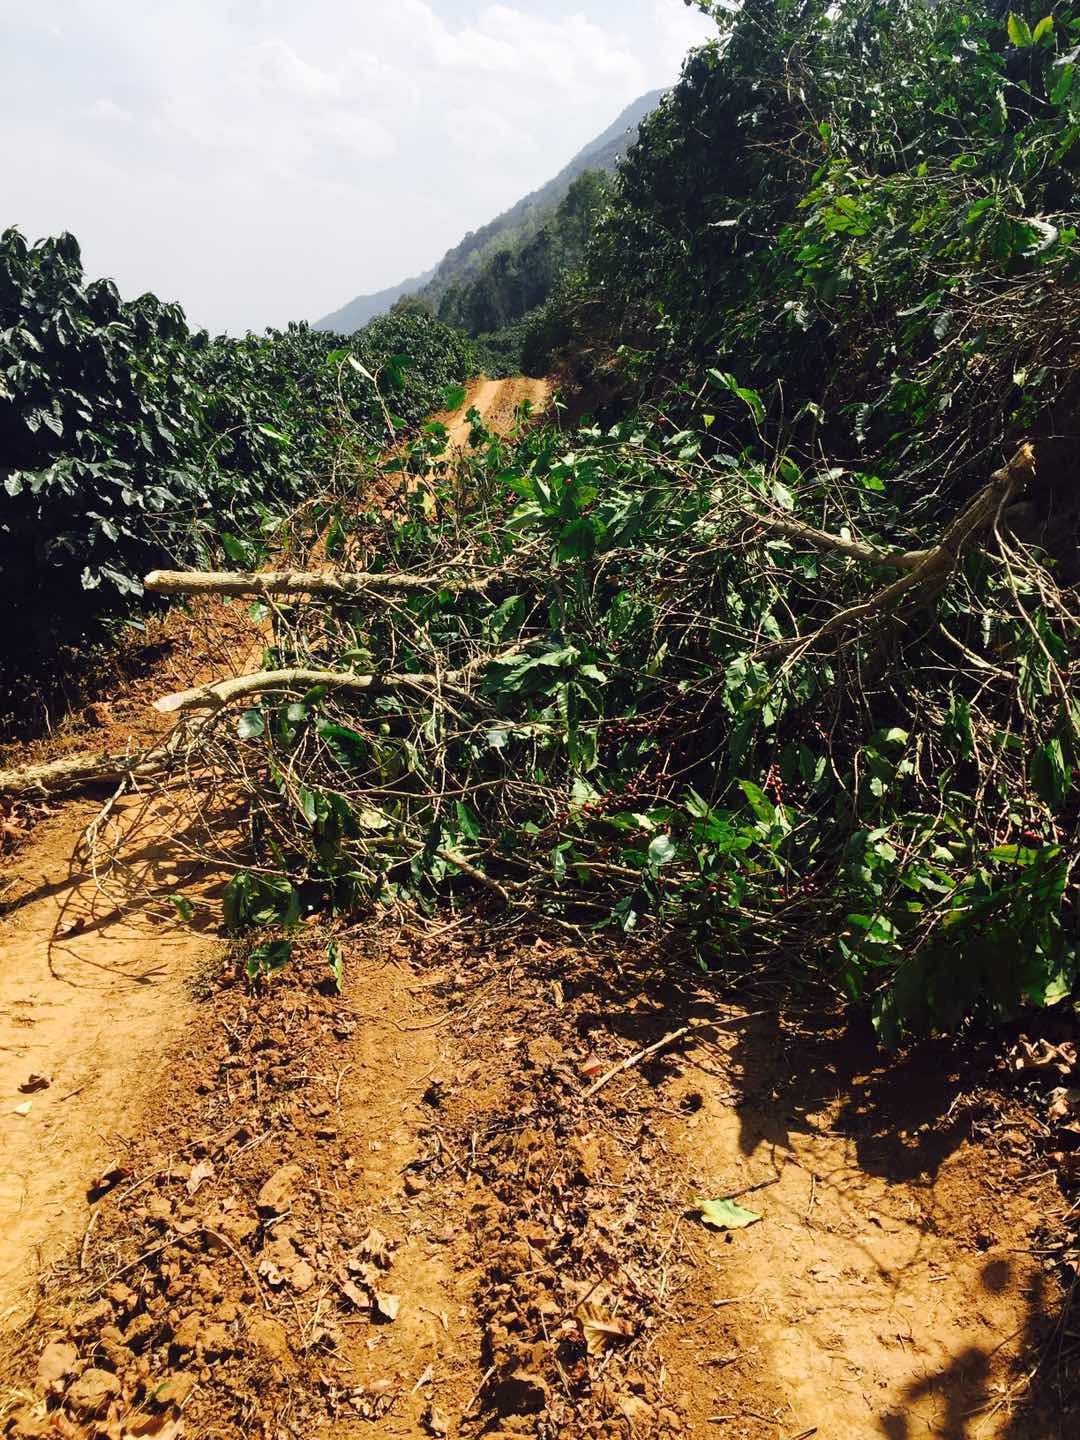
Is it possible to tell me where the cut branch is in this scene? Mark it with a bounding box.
[758,515,929,570]
[0,735,186,799]
[769,444,1034,657]
[144,568,497,600]
[154,667,474,715]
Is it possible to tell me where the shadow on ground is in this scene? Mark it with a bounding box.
[560,939,1078,1440]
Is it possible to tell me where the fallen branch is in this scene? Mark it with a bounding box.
[758,514,929,571]
[154,667,473,714]
[769,443,1034,657]
[0,744,175,799]
[583,1010,770,1098]
[145,567,498,600]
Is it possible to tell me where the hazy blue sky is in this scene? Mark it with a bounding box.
[0,1,716,333]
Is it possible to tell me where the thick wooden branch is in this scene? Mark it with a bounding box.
[770,444,1034,657]
[0,741,180,799]
[144,568,496,600]
[154,667,472,715]
[760,516,929,571]
[0,753,135,798]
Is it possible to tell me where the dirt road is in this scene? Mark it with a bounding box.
[0,381,1073,1438]
[441,375,552,450]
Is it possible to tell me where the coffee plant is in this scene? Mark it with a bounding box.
[0,227,473,676]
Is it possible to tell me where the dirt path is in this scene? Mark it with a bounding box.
[0,379,1075,1438]
[0,802,205,1328]
[442,375,551,450]
[0,379,548,1332]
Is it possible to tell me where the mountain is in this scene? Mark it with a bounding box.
[314,89,664,335]
[313,265,437,337]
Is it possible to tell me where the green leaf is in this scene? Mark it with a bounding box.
[221,532,256,567]
[1008,12,1034,47]
[257,425,291,446]
[346,354,378,383]
[1033,15,1054,44]
[247,938,293,980]
[739,780,774,824]
[1030,738,1070,809]
[327,940,345,994]
[238,709,265,740]
[696,1198,762,1231]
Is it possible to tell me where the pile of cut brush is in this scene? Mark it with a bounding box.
[3,404,1075,1047]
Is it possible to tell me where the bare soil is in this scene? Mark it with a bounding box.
[1,382,1077,1439]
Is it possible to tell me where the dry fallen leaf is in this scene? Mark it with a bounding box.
[19,1074,50,1094]
[695,1197,762,1231]
[424,1403,450,1436]
[1007,1037,1077,1077]
[359,1227,393,1268]
[1048,1087,1080,1121]
[374,1290,401,1322]
[187,1158,215,1196]
[580,1312,635,1355]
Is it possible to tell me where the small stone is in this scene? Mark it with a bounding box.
[152,1371,195,1408]
[256,1163,303,1215]
[123,1314,156,1350]
[6,1408,52,1439]
[171,1314,203,1352]
[72,1299,113,1332]
[36,1341,78,1391]
[104,1284,138,1314]
[245,1314,292,1366]
[65,1367,121,1418]
[404,1172,428,1197]
[200,1323,232,1358]
[492,1369,548,1414]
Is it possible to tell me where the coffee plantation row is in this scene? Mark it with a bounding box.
[0,227,473,676]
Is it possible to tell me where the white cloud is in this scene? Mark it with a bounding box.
[233,38,340,99]
[316,108,397,160]
[1,0,713,332]
[86,98,133,123]
[444,104,537,160]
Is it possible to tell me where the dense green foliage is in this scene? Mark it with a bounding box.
[540,0,1080,503]
[193,0,1078,1043]
[0,228,473,674]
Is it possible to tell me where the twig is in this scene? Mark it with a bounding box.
[583,1011,771,1098]
[145,567,498,599]
[79,1210,100,1272]
[462,1364,495,1416]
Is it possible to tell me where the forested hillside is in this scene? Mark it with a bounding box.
[313,89,662,338]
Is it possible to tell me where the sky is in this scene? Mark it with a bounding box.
[0,1,716,334]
